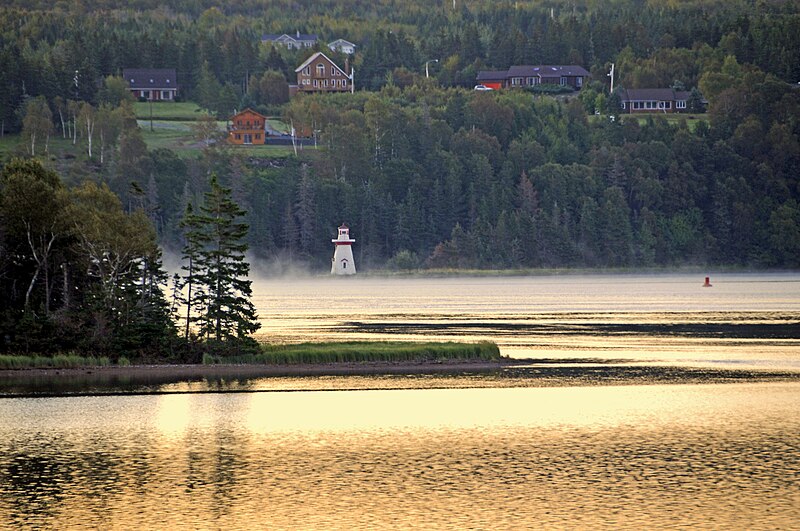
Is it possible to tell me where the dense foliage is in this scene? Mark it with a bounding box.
[0,0,799,360]
[1,0,799,127]
[0,158,176,357]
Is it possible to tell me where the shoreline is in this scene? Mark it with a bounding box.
[1,360,798,398]
[0,358,520,379]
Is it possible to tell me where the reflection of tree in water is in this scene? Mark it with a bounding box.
[4,438,73,523]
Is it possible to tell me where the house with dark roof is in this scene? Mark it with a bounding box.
[476,65,590,90]
[122,68,178,101]
[262,31,318,50]
[295,52,353,94]
[618,88,698,113]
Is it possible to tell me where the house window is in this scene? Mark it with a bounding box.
[161,91,170,99]
[576,77,583,87]
[256,134,261,140]
[244,134,252,144]
[527,77,535,85]
[313,79,318,87]
[303,67,310,75]
[676,100,686,109]
[317,64,325,76]
[303,79,310,85]
[235,134,241,140]
[149,79,154,83]
[342,79,347,87]
[559,77,567,85]
[324,79,328,87]
[511,77,522,86]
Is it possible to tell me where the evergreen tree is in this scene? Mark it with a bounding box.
[178,202,204,340]
[190,175,260,344]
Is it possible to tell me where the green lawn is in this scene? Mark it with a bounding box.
[137,120,298,157]
[618,112,709,132]
[225,144,299,158]
[266,118,291,134]
[132,101,207,120]
[0,133,87,161]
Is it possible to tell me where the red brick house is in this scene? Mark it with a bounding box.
[228,108,267,145]
[295,52,354,94]
[123,68,178,101]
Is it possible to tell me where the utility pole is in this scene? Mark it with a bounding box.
[425,59,439,79]
[608,63,615,94]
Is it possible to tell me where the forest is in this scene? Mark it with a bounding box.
[0,0,799,356]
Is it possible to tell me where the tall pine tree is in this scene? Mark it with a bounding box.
[183,176,260,346]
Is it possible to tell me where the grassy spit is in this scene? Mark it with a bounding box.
[0,353,121,369]
[205,341,502,365]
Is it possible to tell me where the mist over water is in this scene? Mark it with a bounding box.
[2,272,798,528]
[251,272,800,370]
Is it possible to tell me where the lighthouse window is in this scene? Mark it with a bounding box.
[342,261,347,269]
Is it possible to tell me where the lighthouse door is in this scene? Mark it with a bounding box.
[341,259,348,269]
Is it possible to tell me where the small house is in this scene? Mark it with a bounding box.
[618,88,699,113]
[328,39,357,55]
[262,31,318,50]
[228,108,267,145]
[123,68,178,101]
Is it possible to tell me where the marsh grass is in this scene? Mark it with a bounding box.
[0,354,112,369]
[205,341,502,365]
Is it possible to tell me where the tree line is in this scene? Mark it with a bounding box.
[1,0,799,129]
[0,159,259,358]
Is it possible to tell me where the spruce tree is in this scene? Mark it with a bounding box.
[178,202,204,340]
[186,176,260,344]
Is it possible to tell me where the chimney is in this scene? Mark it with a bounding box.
[296,30,300,38]
[345,57,350,75]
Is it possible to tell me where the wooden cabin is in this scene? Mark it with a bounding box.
[228,109,267,145]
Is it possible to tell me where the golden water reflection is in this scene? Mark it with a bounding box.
[1,383,799,529]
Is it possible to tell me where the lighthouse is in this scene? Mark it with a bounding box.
[331,223,356,275]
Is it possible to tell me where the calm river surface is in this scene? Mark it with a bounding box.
[1,273,799,529]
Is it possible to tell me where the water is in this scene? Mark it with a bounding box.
[253,273,800,370]
[1,273,799,528]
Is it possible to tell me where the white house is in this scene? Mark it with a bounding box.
[328,39,357,55]
[262,31,318,50]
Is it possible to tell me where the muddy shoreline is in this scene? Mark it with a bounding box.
[0,358,525,380]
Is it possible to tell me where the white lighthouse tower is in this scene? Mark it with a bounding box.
[331,223,356,275]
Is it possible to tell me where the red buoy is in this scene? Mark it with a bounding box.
[703,276,712,287]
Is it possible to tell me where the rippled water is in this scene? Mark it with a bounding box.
[1,273,799,528]
[1,384,799,529]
